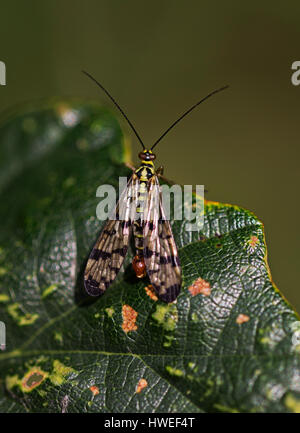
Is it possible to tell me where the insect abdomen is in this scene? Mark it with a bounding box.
[133,178,147,257]
[132,173,149,277]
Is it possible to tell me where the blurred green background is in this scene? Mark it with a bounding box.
[0,1,299,310]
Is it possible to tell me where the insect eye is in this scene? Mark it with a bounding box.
[138,152,146,160]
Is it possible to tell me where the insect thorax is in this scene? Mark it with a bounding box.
[135,162,155,181]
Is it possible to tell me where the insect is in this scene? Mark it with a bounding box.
[83,71,228,303]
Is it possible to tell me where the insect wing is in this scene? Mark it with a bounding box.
[143,177,181,303]
[84,176,139,296]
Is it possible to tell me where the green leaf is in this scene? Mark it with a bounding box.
[0,100,299,413]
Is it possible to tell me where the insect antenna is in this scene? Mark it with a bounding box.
[151,85,229,150]
[82,70,145,149]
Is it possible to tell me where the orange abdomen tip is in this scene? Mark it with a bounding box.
[132,255,147,278]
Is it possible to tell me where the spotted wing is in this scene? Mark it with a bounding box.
[84,175,139,296]
[143,177,181,303]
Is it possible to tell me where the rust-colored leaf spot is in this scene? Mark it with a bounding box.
[136,378,148,393]
[248,235,259,249]
[21,368,47,392]
[122,304,138,333]
[188,278,211,297]
[90,386,99,396]
[145,285,158,301]
[236,314,250,324]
